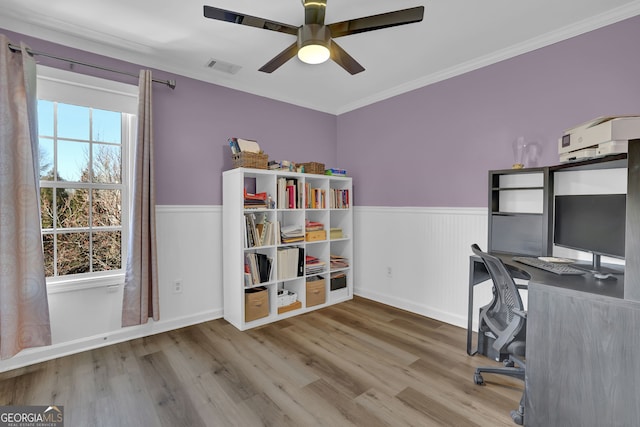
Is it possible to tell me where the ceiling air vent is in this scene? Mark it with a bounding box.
[206,58,241,75]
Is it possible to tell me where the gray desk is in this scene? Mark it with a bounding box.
[468,254,640,427]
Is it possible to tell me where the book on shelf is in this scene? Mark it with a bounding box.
[277,246,304,280]
[297,247,305,277]
[229,137,261,154]
[245,213,275,247]
[329,188,350,209]
[304,183,326,208]
[244,252,272,286]
[287,183,295,209]
[228,138,240,154]
[277,177,303,209]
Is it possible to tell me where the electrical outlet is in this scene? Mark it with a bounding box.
[386,267,392,278]
[173,280,183,294]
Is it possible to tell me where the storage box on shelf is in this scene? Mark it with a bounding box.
[232,152,268,169]
[330,272,347,291]
[245,287,269,322]
[223,167,353,330]
[299,162,325,174]
[306,277,326,307]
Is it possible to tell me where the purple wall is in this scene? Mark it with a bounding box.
[337,15,640,207]
[1,28,337,205]
[4,15,640,208]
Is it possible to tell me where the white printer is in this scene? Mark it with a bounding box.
[558,115,640,162]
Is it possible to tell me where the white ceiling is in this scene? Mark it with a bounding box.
[1,0,639,114]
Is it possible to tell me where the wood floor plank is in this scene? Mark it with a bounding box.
[287,320,410,396]
[304,378,388,427]
[211,322,365,426]
[306,312,421,367]
[0,297,521,426]
[184,370,263,427]
[137,350,207,427]
[354,387,434,427]
[170,325,259,403]
[199,319,319,388]
[396,386,482,427]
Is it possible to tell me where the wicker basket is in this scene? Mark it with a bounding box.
[232,152,268,169]
[299,162,325,174]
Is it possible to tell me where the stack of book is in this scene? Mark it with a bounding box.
[305,220,326,241]
[305,255,326,275]
[244,188,268,209]
[280,223,304,243]
[330,254,349,269]
[330,228,343,239]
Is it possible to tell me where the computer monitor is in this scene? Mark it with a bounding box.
[554,193,626,274]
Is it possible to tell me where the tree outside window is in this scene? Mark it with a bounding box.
[38,100,128,279]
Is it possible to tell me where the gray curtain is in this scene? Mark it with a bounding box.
[0,35,52,359]
[122,70,159,326]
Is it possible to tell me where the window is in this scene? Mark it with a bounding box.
[37,66,137,289]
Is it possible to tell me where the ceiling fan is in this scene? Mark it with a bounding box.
[203,1,424,75]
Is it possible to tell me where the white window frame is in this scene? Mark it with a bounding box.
[37,65,137,293]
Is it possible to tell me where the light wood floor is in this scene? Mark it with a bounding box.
[0,297,522,426]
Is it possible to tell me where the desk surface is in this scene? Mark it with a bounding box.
[494,253,625,299]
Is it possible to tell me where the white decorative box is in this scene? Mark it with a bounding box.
[277,289,297,307]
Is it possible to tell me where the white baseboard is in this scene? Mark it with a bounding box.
[354,288,467,329]
[1,307,222,374]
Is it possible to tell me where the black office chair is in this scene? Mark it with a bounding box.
[470,244,526,425]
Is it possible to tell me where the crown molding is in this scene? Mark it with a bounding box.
[336,2,640,115]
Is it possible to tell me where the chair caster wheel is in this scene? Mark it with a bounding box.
[503,359,515,368]
[474,373,484,385]
[510,409,524,425]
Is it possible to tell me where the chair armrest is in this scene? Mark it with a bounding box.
[512,309,527,319]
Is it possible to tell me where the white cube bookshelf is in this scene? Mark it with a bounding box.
[222,168,353,330]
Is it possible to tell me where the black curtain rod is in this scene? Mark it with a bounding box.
[7,43,176,89]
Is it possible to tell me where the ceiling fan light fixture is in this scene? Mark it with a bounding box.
[297,24,331,65]
[298,44,330,64]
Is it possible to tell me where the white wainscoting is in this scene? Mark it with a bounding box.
[353,206,493,330]
[1,204,494,373]
[0,205,223,373]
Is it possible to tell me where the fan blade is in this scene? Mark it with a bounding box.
[203,5,298,36]
[328,6,424,38]
[258,42,299,73]
[330,41,365,75]
[303,0,327,25]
